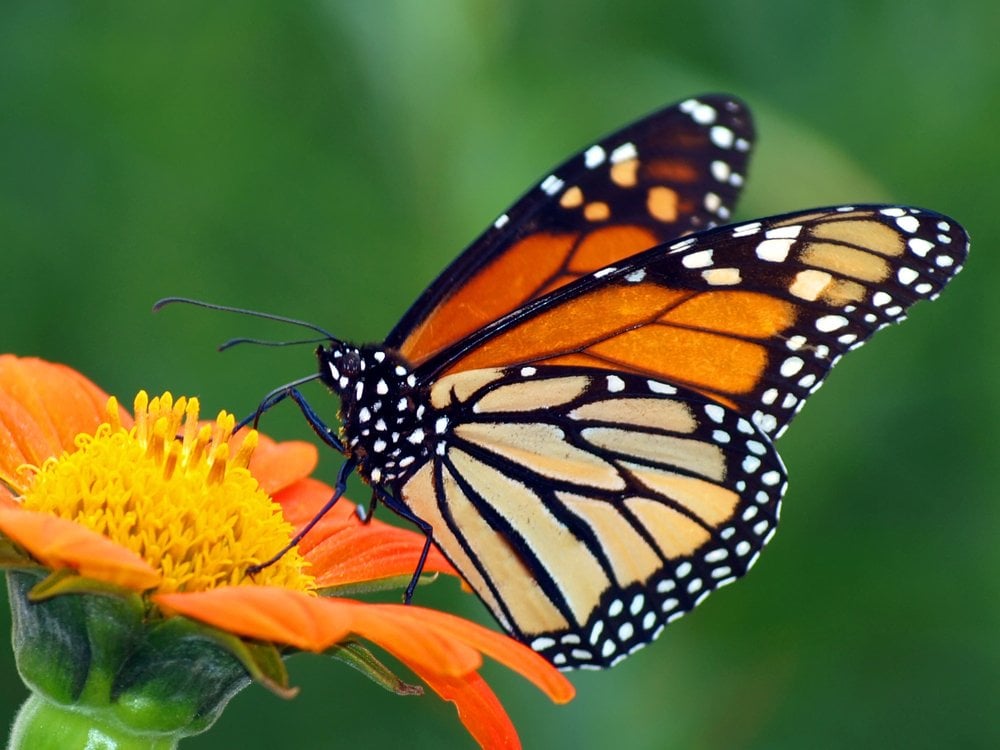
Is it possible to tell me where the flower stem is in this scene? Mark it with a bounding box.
[8,693,179,750]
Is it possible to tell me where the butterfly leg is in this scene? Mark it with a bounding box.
[247,456,358,574]
[373,486,434,605]
[236,386,345,453]
[354,489,379,524]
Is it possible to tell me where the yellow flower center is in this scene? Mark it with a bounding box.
[21,392,315,594]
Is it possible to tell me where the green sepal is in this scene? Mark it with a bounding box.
[27,567,143,602]
[195,625,296,699]
[315,571,439,598]
[0,536,41,568]
[7,569,254,737]
[110,615,254,734]
[327,639,423,696]
[8,568,147,705]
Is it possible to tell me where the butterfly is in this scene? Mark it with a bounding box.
[201,94,969,670]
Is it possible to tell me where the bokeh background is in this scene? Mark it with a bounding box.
[2,2,997,748]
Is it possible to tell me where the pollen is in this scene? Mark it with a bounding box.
[20,392,315,594]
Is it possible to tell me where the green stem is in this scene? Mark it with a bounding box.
[8,693,179,750]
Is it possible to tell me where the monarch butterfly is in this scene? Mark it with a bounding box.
[165,94,968,670]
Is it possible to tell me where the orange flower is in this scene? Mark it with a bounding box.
[0,355,573,748]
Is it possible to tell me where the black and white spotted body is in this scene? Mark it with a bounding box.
[318,343,429,487]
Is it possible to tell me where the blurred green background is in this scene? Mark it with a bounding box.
[2,1,998,748]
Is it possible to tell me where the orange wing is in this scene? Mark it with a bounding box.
[415,206,969,439]
[386,95,755,366]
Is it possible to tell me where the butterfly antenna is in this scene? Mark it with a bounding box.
[153,296,339,342]
[218,336,331,352]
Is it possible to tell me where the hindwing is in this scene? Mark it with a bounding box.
[399,366,786,669]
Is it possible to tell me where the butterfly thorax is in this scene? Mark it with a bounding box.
[316,342,429,486]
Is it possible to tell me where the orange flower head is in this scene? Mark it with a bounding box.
[17,391,314,595]
[0,355,573,750]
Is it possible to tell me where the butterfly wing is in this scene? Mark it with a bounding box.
[416,205,968,438]
[387,94,755,366]
[399,365,785,669]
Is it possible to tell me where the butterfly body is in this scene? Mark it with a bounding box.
[319,343,428,486]
[253,95,967,670]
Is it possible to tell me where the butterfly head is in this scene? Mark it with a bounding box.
[316,342,428,486]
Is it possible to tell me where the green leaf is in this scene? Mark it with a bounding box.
[315,571,439,598]
[327,640,423,696]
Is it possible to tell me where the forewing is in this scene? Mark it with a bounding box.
[399,366,786,669]
[422,205,968,438]
[388,94,755,366]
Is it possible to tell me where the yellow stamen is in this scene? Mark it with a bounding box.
[20,391,315,594]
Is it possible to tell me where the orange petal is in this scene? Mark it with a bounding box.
[307,521,458,588]
[0,508,160,590]
[345,601,483,676]
[406,665,521,750]
[153,587,354,651]
[240,431,318,495]
[271,477,458,584]
[0,356,130,494]
[272,476,358,531]
[0,486,18,507]
[357,604,575,704]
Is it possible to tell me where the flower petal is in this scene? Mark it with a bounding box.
[0,508,160,589]
[153,587,354,652]
[0,355,130,494]
[240,431,317,495]
[406,665,521,750]
[353,604,575,704]
[346,602,484,677]
[306,520,459,588]
[272,476,358,531]
[273,477,459,585]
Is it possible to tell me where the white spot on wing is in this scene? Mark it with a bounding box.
[625,269,646,283]
[732,222,761,237]
[766,225,803,239]
[584,145,606,168]
[687,101,717,125]
[815,314,848,332]
[682,249,714,269]
[761,470,782,486]
[702,267,741,285]
[756,238,794,262]
[647,380,676,394]
[710,125,734,148]
[908,237,934,257]
[610,142,638,163]
[704,404,725,424]
[540,174,564,195]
